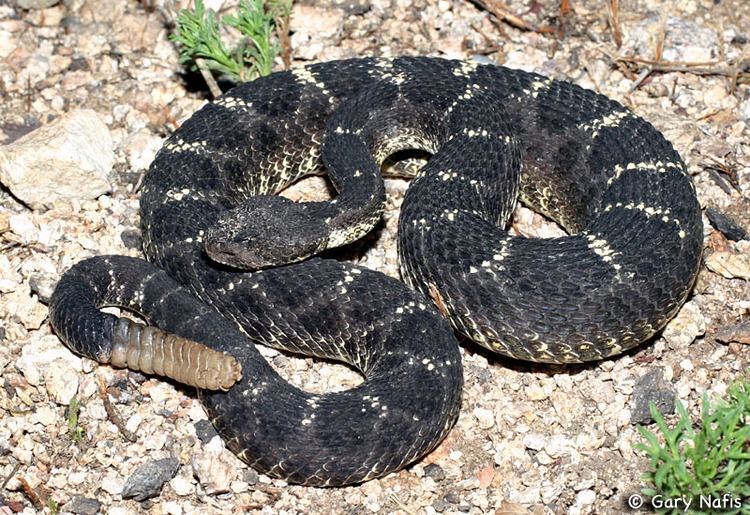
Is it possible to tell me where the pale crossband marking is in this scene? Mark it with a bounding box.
[521,76,554,98]
[603,201,687,239]
[446,60,486,114]
[578,109,632,138]
[452,59,479,78]
[292,66,331,98]
[394,301,429,328]
[213,95,253,111]
[606,159,685,186]
[162,188,212,208]
[369,57,408,85]
[436,169,459,181]
[465,237,512,277]
[163,138,208,155]
[445,127,512,144]
[446,83,485,114]
[583,232,622,271]
[334,268,363,296]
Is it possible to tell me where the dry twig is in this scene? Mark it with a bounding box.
[607,0,622,48]
[195,57,223,98]
[98,376,138,443]
[18,477,52,510]
[470,0,535,32]
[276,5,292,69]
[618,56,747,79]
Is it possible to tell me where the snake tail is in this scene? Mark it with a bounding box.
[49,255,242,391]
[111,317,242,391]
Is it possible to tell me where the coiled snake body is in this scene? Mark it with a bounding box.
[50,57,702,485]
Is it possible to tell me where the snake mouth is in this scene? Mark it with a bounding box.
[204,236,329,270]
[203,240,257,269]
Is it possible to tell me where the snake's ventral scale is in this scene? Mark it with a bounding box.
[49,56,702,486]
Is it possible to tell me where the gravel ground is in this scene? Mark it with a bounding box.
[1,0,749,513]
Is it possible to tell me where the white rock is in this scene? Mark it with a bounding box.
[8,213,37,244]
[16,0,60,10]
[46,473,68,490]
[186,402,208,422]
[365,494,381,512]
[0,109,112,210]
[0,278,18,293]
[0,28,14,59]
[0,254,21,291]
[101,472,125,495]
[705,250,750,280]
[68,470,87,485]
[290,5,343,39]
[289,5,344,60]
[191,438,237,494]
[145,382,174,404]
[200,0,225,11]
[32,405,57,426]
[624,16,718,63]
[125,413,143,433]
[230,480,249,493]
[523,433,545,451]
[4,286,47,330]
[44,358,80,405]
[16,335,83,387]
[576,489,596,506]
[170,473,194,496]
[524,383,548,400]
[473,407,494,429]
[546,435,572,458]
[121,129,162,171]
[662,300,706,348]
[512,485,541,504]
[742,96,750,123]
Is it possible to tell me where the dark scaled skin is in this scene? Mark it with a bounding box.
[50,56,702,485]
[396,61,703,362]
[50,255,461,485]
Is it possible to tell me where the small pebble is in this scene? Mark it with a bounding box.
[706,207,747,241]
[432,499,452,513]
[242,468,260,486]
[473,407,494,429]
[630,368,676,424]
[63,496,101,515]
[193,419,218,444]
[120,229,142,250]
[28,273,56,304]
[191,439,237,494]
[121,457,180,501]
[170,474,194,497]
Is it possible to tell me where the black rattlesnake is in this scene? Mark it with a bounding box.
[49,56,703,485]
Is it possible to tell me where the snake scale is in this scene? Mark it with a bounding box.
[49,56,703,486]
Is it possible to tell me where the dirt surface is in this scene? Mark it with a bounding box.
[1,0,749,513]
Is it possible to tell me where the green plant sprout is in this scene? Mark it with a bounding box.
[636,376,750,514]
[67,396,85,444]
[170,0,291,92]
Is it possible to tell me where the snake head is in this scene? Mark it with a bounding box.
[204,196,329,270]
